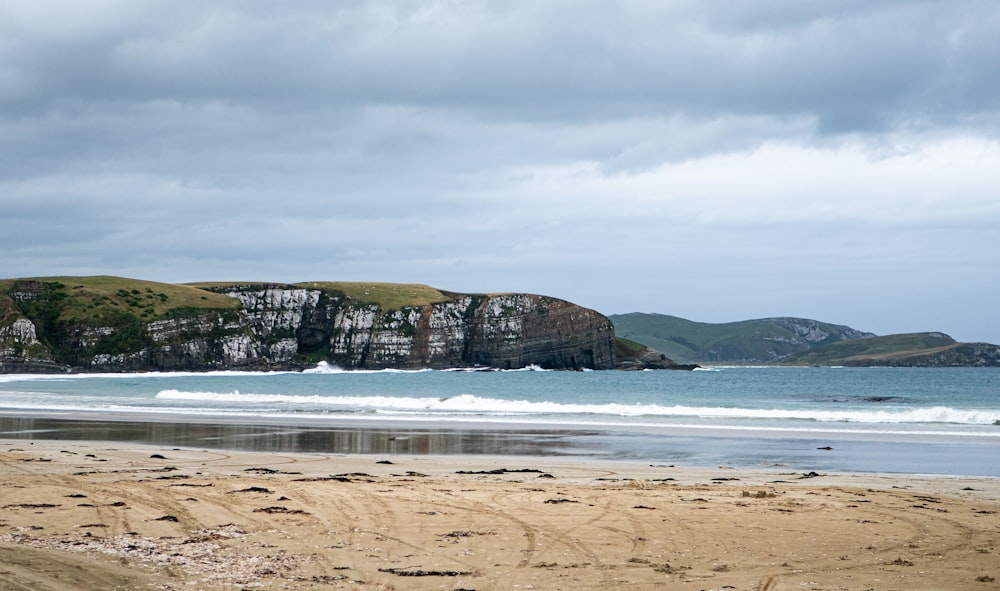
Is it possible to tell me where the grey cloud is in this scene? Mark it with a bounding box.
[2,1,999,343]
[3,1,997,131]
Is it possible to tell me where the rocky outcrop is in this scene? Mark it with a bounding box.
[0,318,44,358]
[1,280,619,372]
[614,344,700,371]
[0,301,64,373]
[764,317,872,345]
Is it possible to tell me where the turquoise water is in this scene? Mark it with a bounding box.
[2,366,999,475]
[1,366,997,438]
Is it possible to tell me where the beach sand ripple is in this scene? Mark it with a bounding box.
[2,441,998,590]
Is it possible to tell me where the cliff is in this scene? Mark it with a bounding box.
[0,277,617,372]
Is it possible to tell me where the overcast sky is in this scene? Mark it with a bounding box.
[3,1,999,343]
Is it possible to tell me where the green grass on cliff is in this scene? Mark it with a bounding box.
[191,281,453,311]
[2,276,240,323]
[3,277,454,322]
[298,282,453,310]
[613,337,649,362]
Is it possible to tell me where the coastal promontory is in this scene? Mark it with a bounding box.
[0,276,623,373]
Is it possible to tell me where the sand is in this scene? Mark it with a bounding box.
[1,440,998,591]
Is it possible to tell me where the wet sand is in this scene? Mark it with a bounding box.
[3,414,999,476]
[2,439,999,590]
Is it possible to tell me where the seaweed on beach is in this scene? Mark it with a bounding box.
[292,472,374,482]
[293,475,353,482]
[253,506,308,515]
[152,515,179,522]
[456,468,543,475]
[244,467,301,475]
[227,486,273,494]
[378,567,474,577]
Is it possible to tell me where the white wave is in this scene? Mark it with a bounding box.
[151,390,1000,425]
[302,361,344,374]
[511,364,549,372]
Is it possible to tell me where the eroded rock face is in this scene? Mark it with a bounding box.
[777,318,872,344]
[462,294,613,370]
[221,287,617,370]
[1,283,617,372]
[0,318,42,357]
[0,317,65,372]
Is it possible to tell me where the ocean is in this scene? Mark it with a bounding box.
[1,365,998,476]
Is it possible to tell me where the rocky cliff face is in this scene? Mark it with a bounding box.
[0,315,59,373]
[210,286,616,370]
[0,280,617,372]
[765,318,872,345]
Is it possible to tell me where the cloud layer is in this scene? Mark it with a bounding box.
[2,0,999,342]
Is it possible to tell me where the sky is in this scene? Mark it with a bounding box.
[2,1,999,343]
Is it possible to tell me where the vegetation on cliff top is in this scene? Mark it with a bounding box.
[1,276,240,324]
[189,281,454,311]
[613,337,647,357]
[298,282,452,310]
[0,276,244,362]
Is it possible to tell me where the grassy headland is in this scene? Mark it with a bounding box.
[1,276,240,323]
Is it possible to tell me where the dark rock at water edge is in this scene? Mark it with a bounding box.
[614,345,699,371]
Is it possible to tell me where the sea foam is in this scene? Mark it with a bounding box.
[152,390,999,425]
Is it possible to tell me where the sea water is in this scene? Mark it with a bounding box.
[1,366,998,475]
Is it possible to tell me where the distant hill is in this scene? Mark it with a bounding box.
[609,313,874,364]
[610,313,1000,367]
[775,333,1000,367]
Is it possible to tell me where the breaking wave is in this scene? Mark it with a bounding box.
[152,390,1000,425]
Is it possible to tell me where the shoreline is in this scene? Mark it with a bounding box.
[2,411,1000,478]
[2,439,999,590]
[4,437,1000,498]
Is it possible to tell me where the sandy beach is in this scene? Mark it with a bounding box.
[2,439,999,591]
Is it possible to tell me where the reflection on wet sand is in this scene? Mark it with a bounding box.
[4,415,999,475]
[0,417,600,456]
